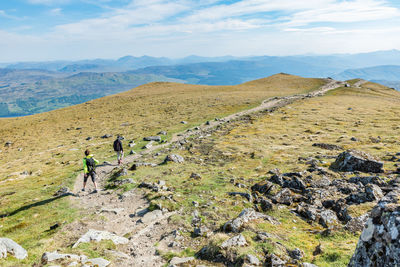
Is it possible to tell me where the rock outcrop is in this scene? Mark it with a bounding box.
[330,150,383,173]
[348,196,400,266]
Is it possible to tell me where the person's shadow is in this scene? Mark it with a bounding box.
[0,192,74,218]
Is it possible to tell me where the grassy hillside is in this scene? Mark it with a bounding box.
[0,74,323,265]
[128,80,400,266]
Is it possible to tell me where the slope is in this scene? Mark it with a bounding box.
[0,74,324,265]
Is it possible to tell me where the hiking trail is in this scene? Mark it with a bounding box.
[59,79,346,266]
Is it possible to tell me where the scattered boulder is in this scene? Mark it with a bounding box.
[114,178,134,186]
[265,254,287,266]
[220,234,247,248]
[288,248,304,260]
[163,154,184,164]
[181,121,187,124]
[84,257,110,267]
[142,141,154,149]
[169,256,195,265]
[41,251,85,265]
[101,134,112,139]
[272,188,293,205]
[158,131,167,135]
[348,176,386,187]
[330,150,383,173]
[251,181,274,195]
[228,192,252,202]
[259,198,273,212]
[319,209,338,228]
[190,172,201,180]
[143,136,162,142]
[312,143,343,150]
[243,254,260,266]
[345,214,369,233]
[72,229,129,248]
[283,176,306,192]
[0,238,28,260]
[346,184,383,204]
[223,208,273,233]
[193,226,211,238]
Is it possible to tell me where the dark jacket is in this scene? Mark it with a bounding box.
[113,139,123,152]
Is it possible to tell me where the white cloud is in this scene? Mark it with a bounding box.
[49,8,62,16]
[0,10,19,20]
[27,0,70,5]
[285,0,400,26]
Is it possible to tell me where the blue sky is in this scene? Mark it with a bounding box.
[1,0,400,62]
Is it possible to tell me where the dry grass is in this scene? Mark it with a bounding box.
[127,81,400,266]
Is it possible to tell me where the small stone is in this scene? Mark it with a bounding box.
[143,136,162,142]
[53,187,72,197]
[288,248,303,260]
[190,173,201,180]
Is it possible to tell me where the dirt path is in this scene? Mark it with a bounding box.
[66,79,344,266]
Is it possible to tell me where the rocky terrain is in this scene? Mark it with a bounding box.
[1,75,400,266]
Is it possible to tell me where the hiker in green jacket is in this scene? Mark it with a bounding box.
[82,149,99,193]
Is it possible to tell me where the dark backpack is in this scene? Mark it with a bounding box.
[86,157,96,173]
[113,139,122,151]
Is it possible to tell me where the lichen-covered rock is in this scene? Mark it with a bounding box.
[348,204,400,266]
[72,229,129,248]
[223,208,270,233]
[273,188,293,205]
[41,251,86,265]
[220,234,247,249]
[163,154,184,164]
[345,214,369,233]
[0,238,28,260]
[251,181,274,195]
[330,150,383,173]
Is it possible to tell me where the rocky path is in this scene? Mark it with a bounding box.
[61,79,345,267]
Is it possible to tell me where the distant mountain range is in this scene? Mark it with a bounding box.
[1,50,400,117]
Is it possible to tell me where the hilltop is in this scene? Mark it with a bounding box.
[1,74,400,266]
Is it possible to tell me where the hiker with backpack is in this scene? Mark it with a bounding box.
[82,149,99,193]
[113,135,124,165]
